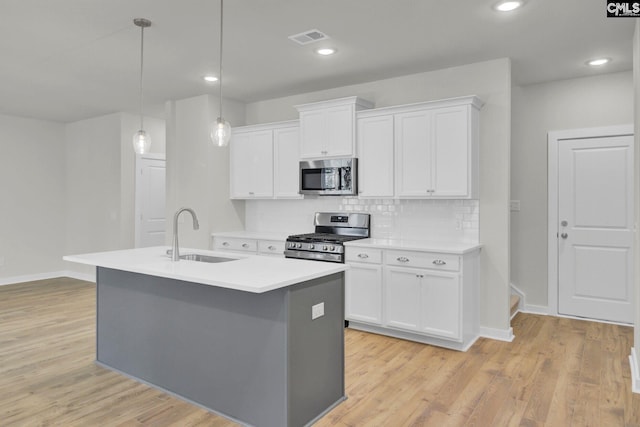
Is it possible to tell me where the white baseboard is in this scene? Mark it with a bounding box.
[64,270,96,282]
[630,348,640,394]
[480,326,515,342]
[0,270,95,286]
[521,304,549,315]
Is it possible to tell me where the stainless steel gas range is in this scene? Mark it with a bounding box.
[285,212,370,263]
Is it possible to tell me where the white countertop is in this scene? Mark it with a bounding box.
[64,246,347,294]
[344,238,481,254]
[211,231,289,241]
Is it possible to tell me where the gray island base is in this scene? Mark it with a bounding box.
[96,267,346,427]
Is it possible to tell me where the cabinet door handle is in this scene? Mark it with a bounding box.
[242,243,250,248]
[321,150,328,155]
[416,274,424,278]
[432,259,446,266]
[249,191,255,195]
[397,256,409,263]
[357,253,369,259]
[268,245,276,251]
[222,241,230,247]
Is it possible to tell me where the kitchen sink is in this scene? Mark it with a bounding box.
[179,253,235,263]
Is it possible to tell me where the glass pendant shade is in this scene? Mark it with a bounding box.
[133,129,151,154]
[211,117,231,147]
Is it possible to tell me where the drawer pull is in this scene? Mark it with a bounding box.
[242,243,250,248]
[432,259,446,266]
[397,256,410,263]
[222,241,230,247]
[416,274,424,279]
[268,245,276,251]
[357,253,369,259]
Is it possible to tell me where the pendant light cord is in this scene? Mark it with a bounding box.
[139,24,145,130]
[218,0,224,119]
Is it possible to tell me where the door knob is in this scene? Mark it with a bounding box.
[561,233,568,239]
[561,220,568,227]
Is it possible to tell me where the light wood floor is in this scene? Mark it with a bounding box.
[2,277,640,426]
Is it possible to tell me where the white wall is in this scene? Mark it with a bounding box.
[64,113,166,276]
[0,114,67,281]
[511,71,634,308]
[165,94,246,249]
[244,59,512,332]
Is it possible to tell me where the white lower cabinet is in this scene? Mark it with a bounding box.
[212,235,285,257]
[345,245,479,351]
[385,267,460,340]
[345,263,383,325]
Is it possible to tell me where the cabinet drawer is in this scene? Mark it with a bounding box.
[258,240,285,256]
[345,247,382,264]
[213,237,257,252]
[385,250,459,271]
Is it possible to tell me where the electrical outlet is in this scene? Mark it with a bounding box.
[312,302,325,320]
[510,200,521,212]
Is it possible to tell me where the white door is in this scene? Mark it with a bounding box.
[345,263,383,325]
[431,106,469,197]
[395,110,432,197]
[135,155,166,247]
[557,134,633,323]
[357,114,394,198]
[273,126,302,199]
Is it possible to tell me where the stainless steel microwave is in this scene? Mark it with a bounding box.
[299,158,357,196]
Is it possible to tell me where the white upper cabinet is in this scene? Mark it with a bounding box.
[230,129,273,199]
[356,96,481,199]
[230,121,301,200]
[273,126,303,199]
[296,97,373,159]
[356,114,395,198]
[392,96,482,199]
[395,110,432,197]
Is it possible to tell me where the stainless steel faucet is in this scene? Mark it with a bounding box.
[171,207,200,261]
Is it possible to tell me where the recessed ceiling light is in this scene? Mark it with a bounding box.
[494,1,523,12]
[316,48,336,56]
[203,75,218,83]
[586,58,611,67]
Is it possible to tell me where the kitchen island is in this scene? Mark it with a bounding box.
[64,247,348,427]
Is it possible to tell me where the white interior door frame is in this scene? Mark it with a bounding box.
[135,152,166,248]
[548,124,634,316]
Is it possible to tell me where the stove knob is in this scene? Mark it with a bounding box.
[323,245,328,251]
[309,244,315,250]
[296,243,302,249]
[329,245,335,251]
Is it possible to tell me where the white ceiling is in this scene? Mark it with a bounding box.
[0,0,634,123]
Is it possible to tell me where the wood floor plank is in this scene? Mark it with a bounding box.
[2,279,640,426]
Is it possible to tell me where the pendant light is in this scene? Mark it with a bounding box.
[210,0,231,147]
[132,18,152,154]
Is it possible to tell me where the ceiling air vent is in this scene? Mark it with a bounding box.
[288,29,330,45]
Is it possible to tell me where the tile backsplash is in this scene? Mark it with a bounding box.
[245,197,479,243]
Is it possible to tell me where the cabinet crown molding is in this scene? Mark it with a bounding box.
[357,95,483,118]
[295,96,374,112]
[232,119,299,134]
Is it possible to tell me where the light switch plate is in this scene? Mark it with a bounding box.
[312,302,325,320]
[510,200,521,212]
